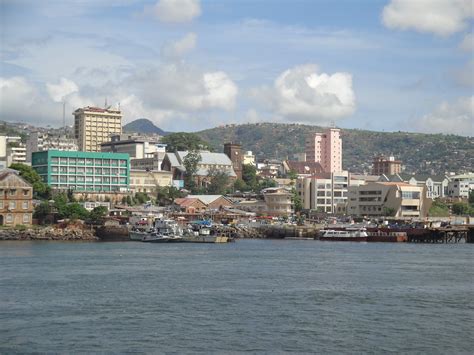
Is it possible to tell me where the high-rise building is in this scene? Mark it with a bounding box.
[73,106,122,152]
[305,128,342,173]
[224,142,242,179]
[372,155,402,175]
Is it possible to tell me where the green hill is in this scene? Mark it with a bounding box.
[196,123,473,175]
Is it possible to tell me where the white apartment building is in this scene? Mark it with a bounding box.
[26,132,78,162]
[297,171,349,214]
[2,136,27,166]
[243,151,256,166]
[73,106,122,152]
[101,134,165,159]
[262,187,293,216]
[447,173,473,198]
[347,182,429,218]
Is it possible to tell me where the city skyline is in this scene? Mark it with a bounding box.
[1,0,473,136]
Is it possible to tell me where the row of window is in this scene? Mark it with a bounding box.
[50,184,124,192]
[3,213,30,223]
[50,166,127,175]
[50,157,127,166]
[51,176,127,184]
[0,189,30,196]
[0,201,29,209]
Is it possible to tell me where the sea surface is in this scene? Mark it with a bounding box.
[0,239,473,353]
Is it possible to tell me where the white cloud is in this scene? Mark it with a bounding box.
[147,0,201,23]
[382,0,473,37]
[161,32,197,59]
[416,96,474,136]
[460,33,474,51]
[251,64,355,124]
[453,60,474,87]
[129,63,238,112]
[0,77,36,114]
[46,77,79,102]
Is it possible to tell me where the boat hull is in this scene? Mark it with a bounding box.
[319,236,368,242]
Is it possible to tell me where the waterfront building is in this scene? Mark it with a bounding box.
[0,168,33,226]
[224,142,243,180]
[262,187,293,216]
[243,151,256,166]
[347,182,429,218]
[305,128,342,173]
[447,173,474,198]
[26,131,78,162]
[129,169,173,195]
[372,155,402,175]
[32,150,130,202]
[73,106,122,152]
[101,134,165,159]
[186,195,234,210]
[173,197,207,214]
[297,171,349,214]
[379,173,450,199]
[162,151,237,188]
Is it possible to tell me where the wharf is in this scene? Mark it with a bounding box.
[408,225,474,244]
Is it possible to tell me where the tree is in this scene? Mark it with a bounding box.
[62,203,90,220]
[287,169,298,181]
[452,202,471,216]
[242,164,257,190]
[33,201,51,221]
[469,191,474,206]
[291,187,303,213]
[156,186,184,206]
[258,178,277,190]
[183,149,201,192]
[161,133,211,152]
[383,207,396,217]
[428,199,450,217]
[9,163,50,199]
[134,192,149,205]
[233,178,248,192]
[206,167,230,195]
[89,206,108,222]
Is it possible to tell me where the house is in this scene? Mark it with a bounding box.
[0,168,34,226]
[187,195,234,210]
[174,198,207,214]
[262,187,293,216]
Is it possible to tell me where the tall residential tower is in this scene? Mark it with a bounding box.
[73,106,122,152]
[305,128,342,173]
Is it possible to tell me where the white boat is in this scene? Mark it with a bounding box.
[319,229,368,242]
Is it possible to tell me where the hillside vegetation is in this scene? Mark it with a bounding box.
[197,123,473,175]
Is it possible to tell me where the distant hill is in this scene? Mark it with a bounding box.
[123,118,168,135]
[196,123,474,175]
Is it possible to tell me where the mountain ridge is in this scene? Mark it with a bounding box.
[123,118,168,135]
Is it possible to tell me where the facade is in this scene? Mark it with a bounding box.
[297,171,349,214]
[372,155,402,175]
[224,143,243,180]
[243,151,256,166]
[130,152,167,171]
[26,131,78,162]
[101,134,165,159]
[32,150,130,194]
[305,128,342,173]
[447,173,474,198]
[262,187,293,216]
[347,182,429,218]
[0,168,33,226]
[4,136,27,166]
[162,151,237,187]
[379,173,450,199]
[129,169,173,195]
[174,198,207,214]
[73,106,122,152]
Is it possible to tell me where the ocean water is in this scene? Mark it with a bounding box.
[0,240,473,353]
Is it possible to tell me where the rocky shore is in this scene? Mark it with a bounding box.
[0,226,98,241]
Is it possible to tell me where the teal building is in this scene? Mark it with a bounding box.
[32,150,130,193]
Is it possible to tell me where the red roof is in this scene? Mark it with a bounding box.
[286,161,324,174]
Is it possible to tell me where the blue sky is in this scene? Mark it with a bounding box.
[1,0,472,135]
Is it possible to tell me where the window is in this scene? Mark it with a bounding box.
[22,201,28,209]
[9,201,16,209]
[22,214,29,223]
[86,159,93,165]
[0,201,3,208]
[6,214,13,223]
[69,158,76,164]
[69,167,76,173]
[9,189,16,196]
[23,189,29,196]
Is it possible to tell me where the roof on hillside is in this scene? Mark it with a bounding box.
[174,197,205,207]
[187,195,232,205]
[176,151,233,166]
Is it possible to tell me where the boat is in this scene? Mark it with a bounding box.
[138,218,185,243]
[142,232,172,243]
[319,228,368,242]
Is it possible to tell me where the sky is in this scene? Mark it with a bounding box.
[0,0,473,136]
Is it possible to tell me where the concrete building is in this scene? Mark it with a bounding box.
[73,106,122,152]
[379,173,450,199]
[224,143,243,180]
[243,151,256,166]
[129,169,173,195]
[26,132,78,162]
[257,159,282,179]
[297,171,349,214]
[305,128,342,173]
[372,155,402,175]
[447,173,474,198]
[262,187,293,216]
[130,152,167,171]
[101,134,165,159]
[0,168,33,226]
[32,150,130,201]
[347,182,429,218]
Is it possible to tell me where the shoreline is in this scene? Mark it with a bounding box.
[0,226,98,241]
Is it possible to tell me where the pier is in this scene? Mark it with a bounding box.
[408,226,474,244]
